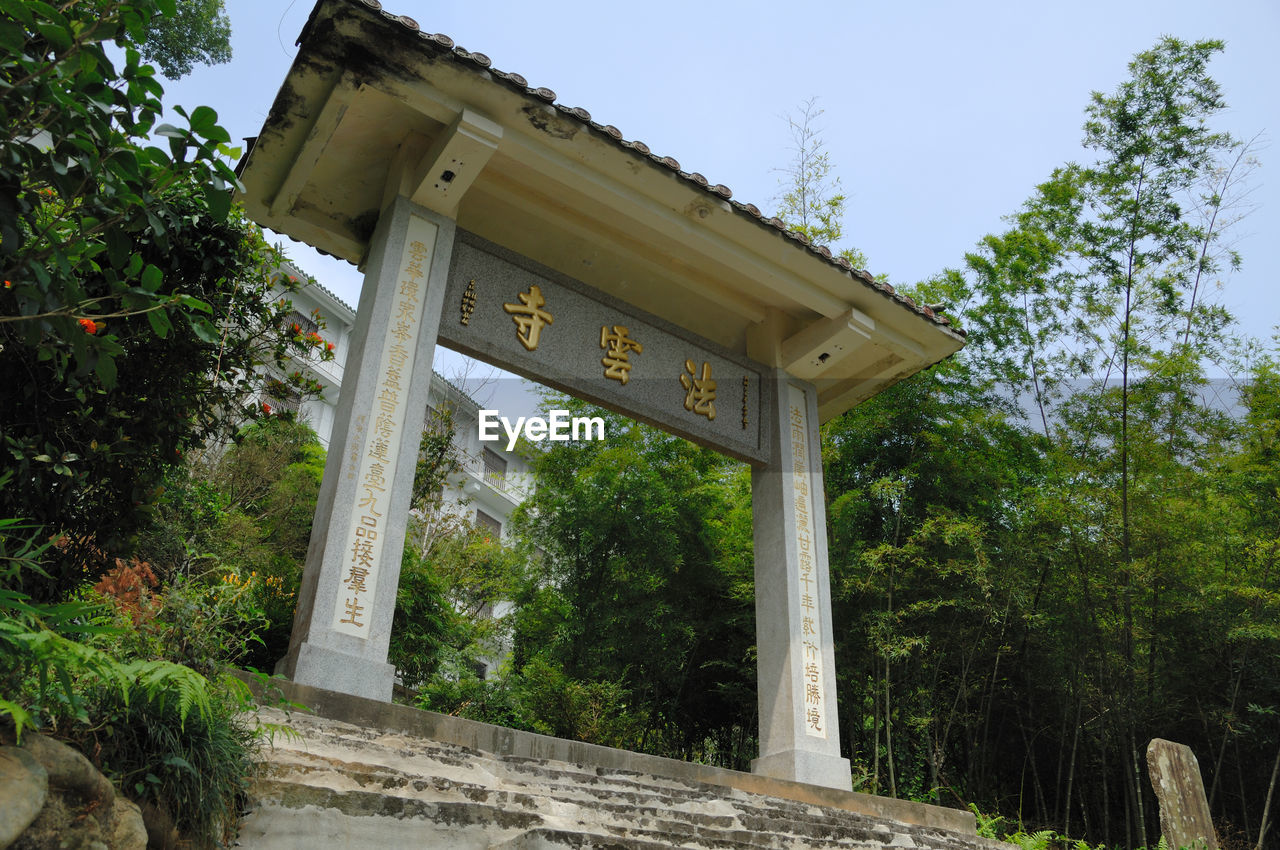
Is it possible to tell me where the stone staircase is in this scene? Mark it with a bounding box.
[238,701,1008,850]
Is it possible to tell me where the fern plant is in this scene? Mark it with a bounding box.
[2,517,272,845]
[1,519,218,739]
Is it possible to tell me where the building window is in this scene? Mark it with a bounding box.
[264,373,302,415]
[285,310,319,336]
[476,509,501,540]
[482,448,507,489]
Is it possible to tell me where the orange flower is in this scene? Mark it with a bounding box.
[78,317,98,334]
[3,280,11,288]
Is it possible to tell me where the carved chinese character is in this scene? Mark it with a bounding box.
[805,660,821,682]
[367,437,391,464]
[742,375,749,429]
[503,284,554,351]
[600,325,643,384]
[460,279,477,325]
[339,596,365,627]
[357,491,381,514]
[350,537,374,567]
[344,565,369,594]
[806,706,823,731]
[679,359,717,420]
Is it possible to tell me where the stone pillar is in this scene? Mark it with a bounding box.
[750,370,851,790]
[1147,738,1220,850]
[279,197,455,701]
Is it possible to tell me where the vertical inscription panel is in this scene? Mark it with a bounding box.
[789,384,827,739]
[331,214,438,638]
[440,230,770,465]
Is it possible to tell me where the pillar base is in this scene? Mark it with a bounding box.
[278,641,396,702]
[752,749,852,791]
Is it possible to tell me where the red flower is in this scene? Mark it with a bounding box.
[325,341,335,352]
[78,318,98,334]
[262,402,273,414]
[3,280,11,289]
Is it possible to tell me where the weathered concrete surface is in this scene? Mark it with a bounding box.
[239,677,1003,849]
[1147,738,1218,850]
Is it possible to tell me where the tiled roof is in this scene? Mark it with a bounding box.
[297,0,962,336]
[280,259,356,318]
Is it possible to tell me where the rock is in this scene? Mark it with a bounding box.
[110,799,148,850]
[21,733,115,809]
[10,791,108,850]
[0,746,48,849]
[138,800,179,850]
[6,734,150,850]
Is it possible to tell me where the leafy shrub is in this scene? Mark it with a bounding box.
[76,678,258,848]
[0,520,216,738]
[1,0,333,600]
[1,518,273,846]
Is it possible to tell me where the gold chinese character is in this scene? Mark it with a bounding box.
[679,359,716,419]
[806,706,823,731]
[460,279,477,325]
[503,284,554,351]
[340,596,365,627]
[805,660,821,682]
[600,325,643,384]
[344,564,369,594]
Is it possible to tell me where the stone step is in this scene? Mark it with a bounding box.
[256,714,889,833]
[260,711,890,828]
[237,680,1009,850]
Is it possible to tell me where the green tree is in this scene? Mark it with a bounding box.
[1,0,330,596]
[822,36,1274,848]
[774,97,870,270]
[507,397,756,764]
[138,0,232,79]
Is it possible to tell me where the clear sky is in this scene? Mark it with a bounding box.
[164,0,1278,388]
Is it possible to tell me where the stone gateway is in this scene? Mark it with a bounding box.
[236,0,964,792]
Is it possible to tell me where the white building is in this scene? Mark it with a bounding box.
[268,268,355,448]
[274,265,533,529]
